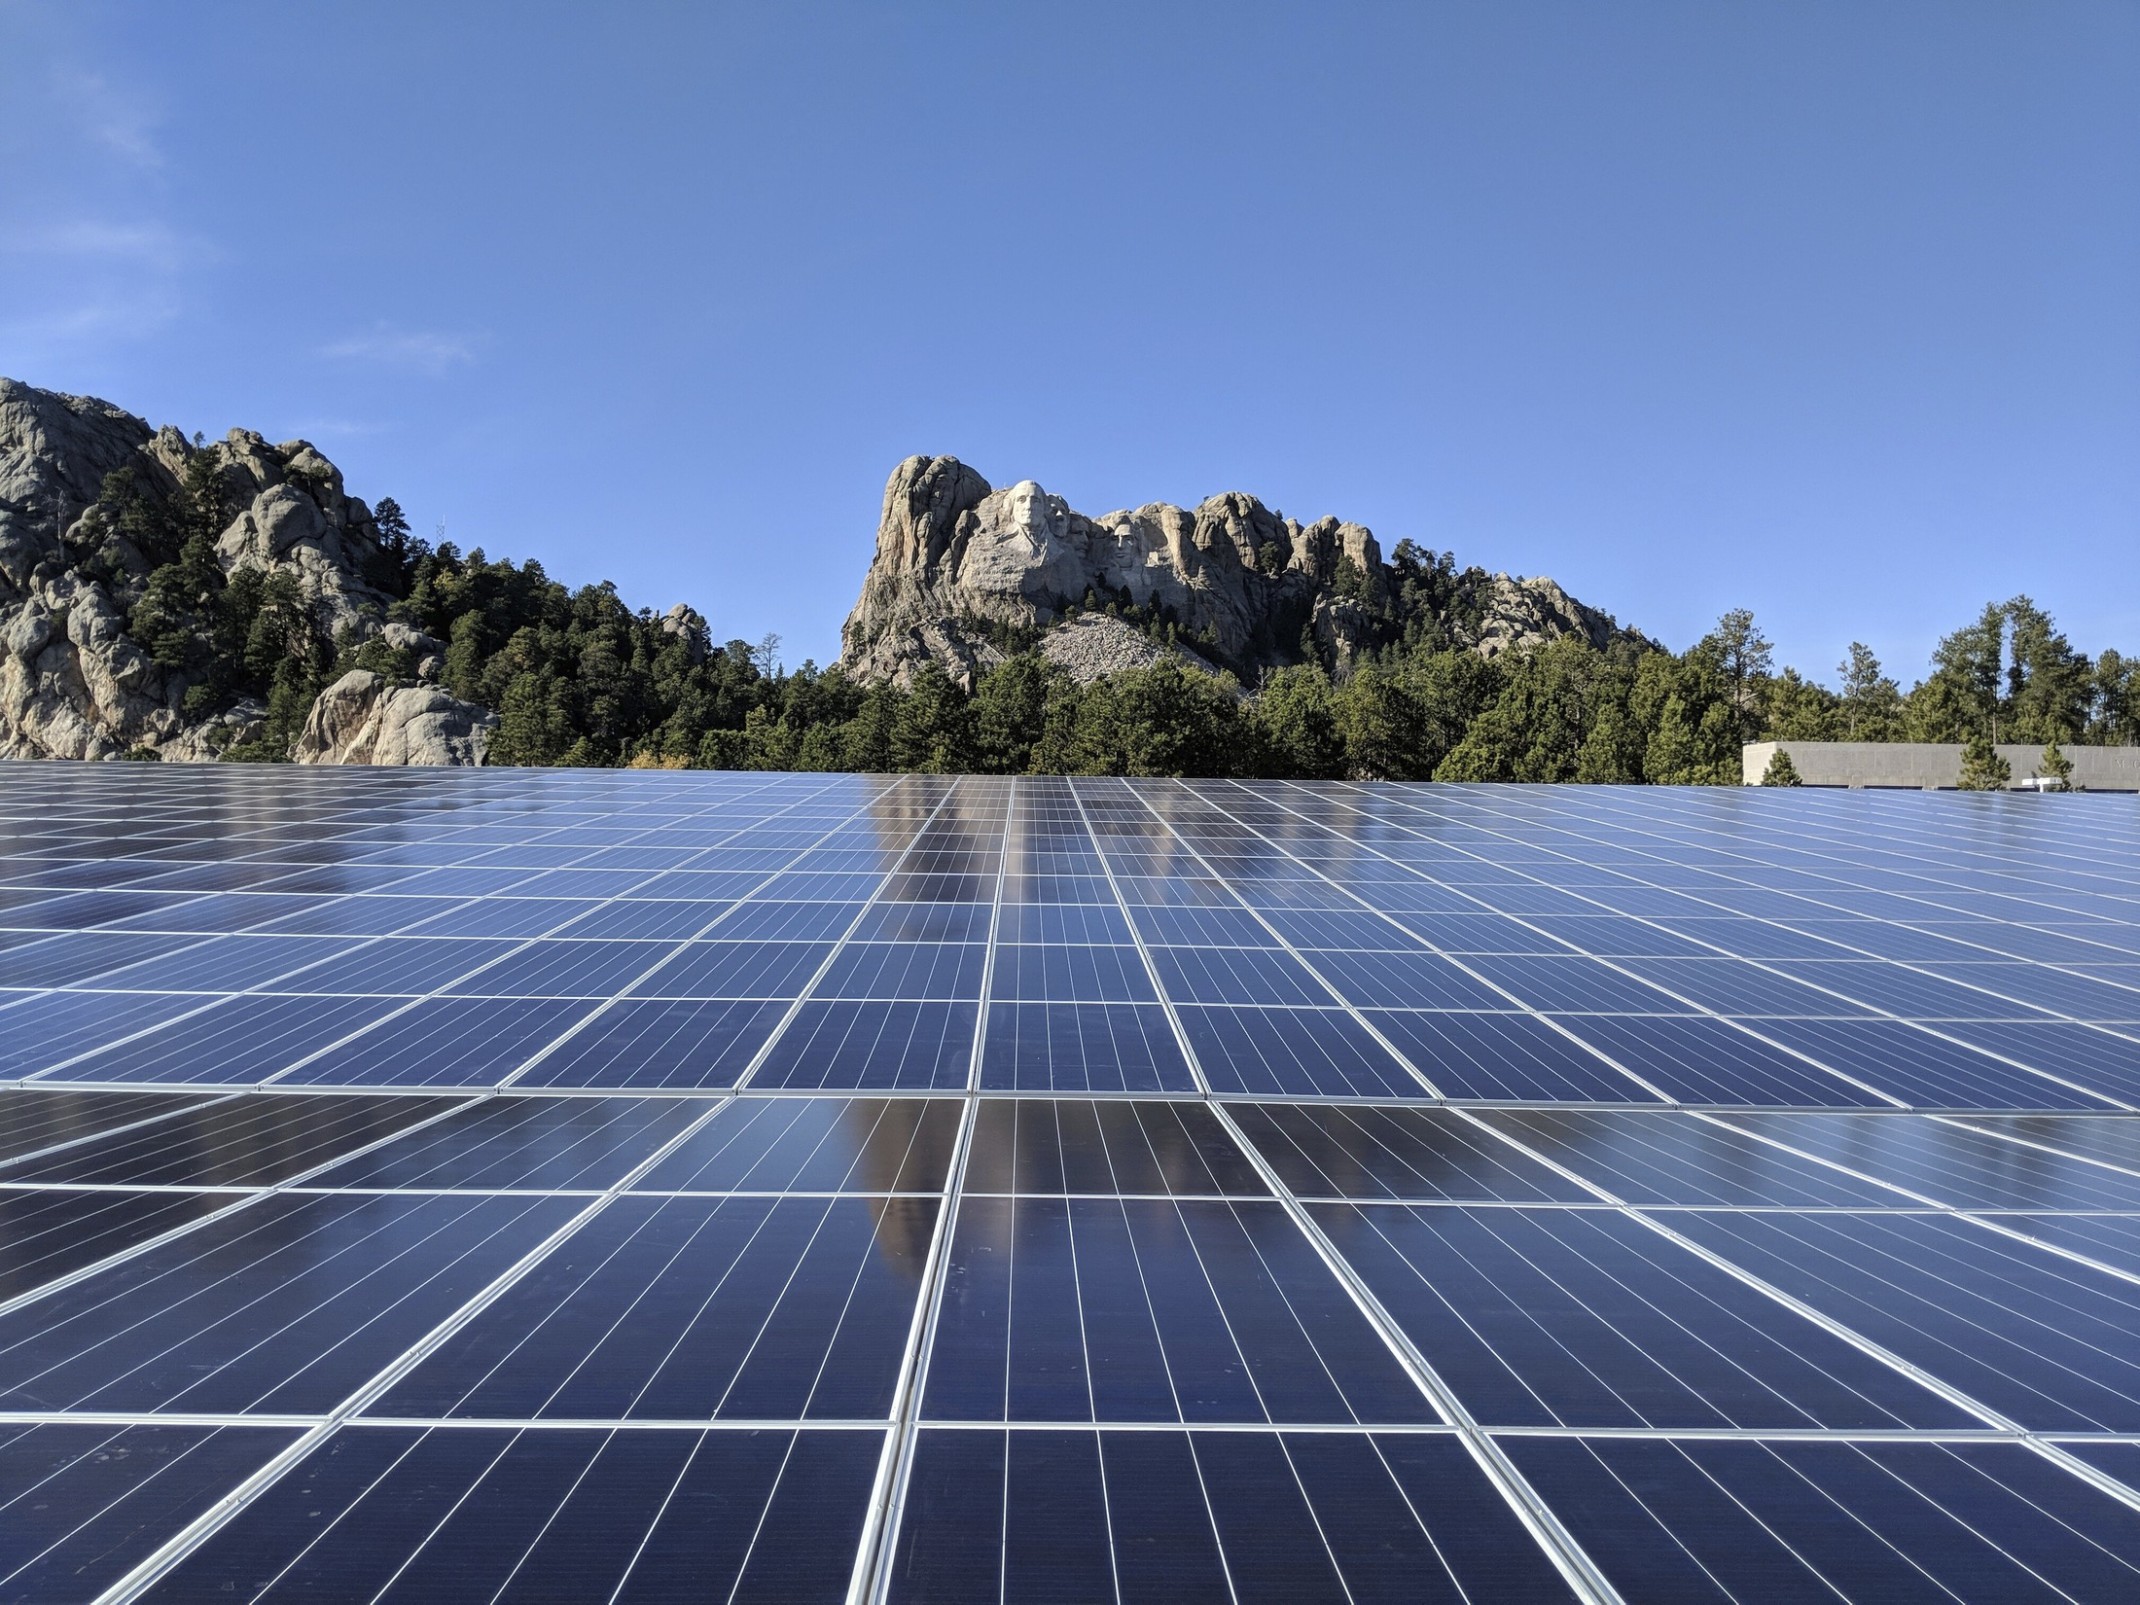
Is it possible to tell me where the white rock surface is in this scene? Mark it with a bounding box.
[0,378,437,761]
[290,670,494,767]
[840,455,1628,687]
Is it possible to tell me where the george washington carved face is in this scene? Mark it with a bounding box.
[1003,480,1051,548]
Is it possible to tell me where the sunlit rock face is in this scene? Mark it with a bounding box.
[839,453,1630,689]
[291,670,495,767]
[0,376,478,763]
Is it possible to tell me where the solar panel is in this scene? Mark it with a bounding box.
[3,765,2140,1602]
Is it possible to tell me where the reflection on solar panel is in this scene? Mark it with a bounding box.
[4,765,2140,1603]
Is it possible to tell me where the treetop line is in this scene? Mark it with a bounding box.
[92,460,2138,778]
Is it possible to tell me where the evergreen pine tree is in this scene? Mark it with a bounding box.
[1957,731,2011,790]
[2038,741,2074,791]
[1760,747,1803,786]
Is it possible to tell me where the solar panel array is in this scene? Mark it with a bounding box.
[4,764,2140,1603]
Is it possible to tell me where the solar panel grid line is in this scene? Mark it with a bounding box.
[0,1091,237,1174]
[1443,787,2140,1067]
[1440,1102,2140,1502]
[9,773,2140,1597]
[855,1077,981,1601]
[10,780,829,1091]
[853,777,1015,1605]
[1578,785,2140,937]
[83,1085,755,1605]
[1278,780,2132,1113]
[1107,779,1447,1098]
[1933,1112,2140,1188]
[0,1092,492,1325]
[731,778,964,1092]
[1183,781,1693,1105]
[254,775,861,1088]
[32,1409,2140,1443]
[1197,1097,1629,1604]
[492,780,943,1088]
[1063,780,1216,1100]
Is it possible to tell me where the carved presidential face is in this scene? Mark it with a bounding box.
[1004,480,1049,538]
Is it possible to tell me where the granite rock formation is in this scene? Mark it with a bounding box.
[839,456,1629,687]
[0,377,468,762]
[291,670,495,766]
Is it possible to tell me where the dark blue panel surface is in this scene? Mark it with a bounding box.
[925,1196,1433,1424]
[1311,1203,1971,1429]
[1551,1013,1888,1107]
[0,1187,238,1299]
[1366,1010,1652,1101]
[280,997,597,1087]
[626,940,833,999]
[978,1001,1195,1091]
[750,1001,978,1089]
[299,1095,704,1189]
[0,1086,207,1161]
[634,1095,960,1192]
[0,1422,298,1602]
[1665,1207,2140,1431]
[1475,1108,1915,1206]
[962,1099,1267,1196]
[380,1194,933,1420]
[147,1426,880,1603]
[891,1429,1575,1604]
[1506,1436,2140,1603]
[1232,1103,1592,1202]
[0,1093,461,1185]
[0,1191,580,1414]
[1182,1006,1422,1097]
[509,997,786,1087]
[59,994,408,1084]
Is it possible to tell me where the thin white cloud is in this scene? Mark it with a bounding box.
[321,324,480,375]
[7,220,208,271]
[54,69,164,169]
[2,288,179,343]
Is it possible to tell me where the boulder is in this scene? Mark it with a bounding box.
[0,574,182,759]
[291,669,494,767]
[660,604,711,664]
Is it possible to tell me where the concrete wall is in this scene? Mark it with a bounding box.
[1742,741,2140,791]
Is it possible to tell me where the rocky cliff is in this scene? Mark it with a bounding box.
[4,376,1642,766]
[839,456,1634,688]
[0,378,490,763]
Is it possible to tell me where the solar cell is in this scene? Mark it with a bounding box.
[1309,1202,1973,1429]
[149,1425,881,1602]
[1504,1437,2140,1603]
[4,767,2139,1600]
[892,1429,1577,1604]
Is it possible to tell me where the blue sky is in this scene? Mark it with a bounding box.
[4,1,2134,680]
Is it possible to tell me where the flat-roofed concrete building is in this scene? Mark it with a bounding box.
[1742,741,2140,791]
